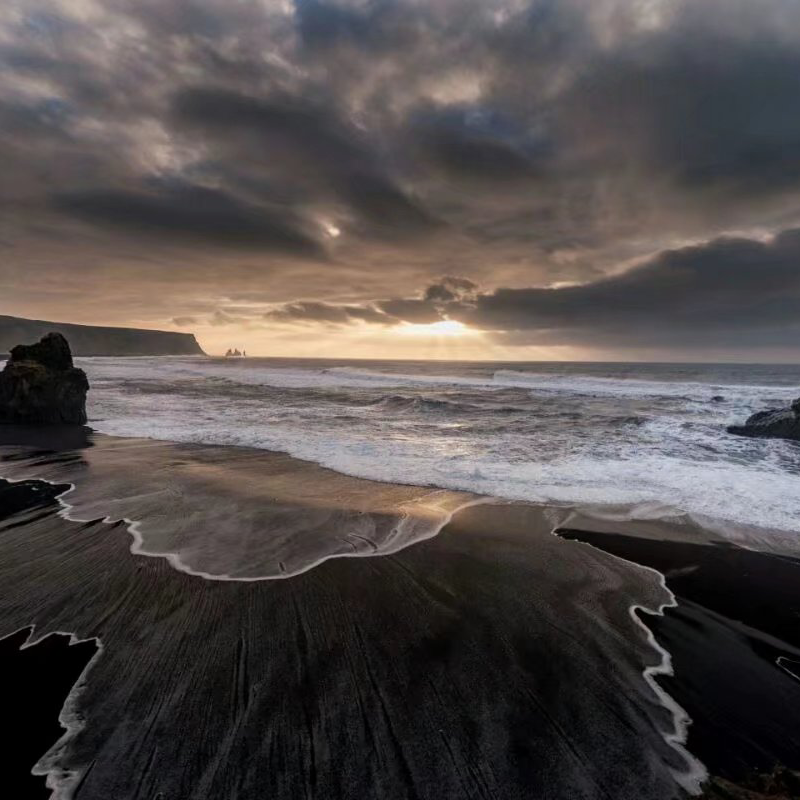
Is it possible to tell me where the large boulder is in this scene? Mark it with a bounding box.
[727,397,800,442]
[0,333,89,424]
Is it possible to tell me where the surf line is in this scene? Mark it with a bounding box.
[549,512,708,796]
[0,470,486,797]
[0,470,492,582]
[3,467,706,795]
[777,656,800,682]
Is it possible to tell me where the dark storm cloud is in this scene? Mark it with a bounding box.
[172,87,365,168]
[266,276,479,326]
[269,295,444,325]
[557,24,800,193]
[378,275,477,322]
[294,0,377,50]
[0,97,74,149]
[333,172,440,239]
[421,131,539,181]
[431,228,800,347]
[171,85,441,240]
[278,227,800,348]
[265,301,392,325]
[424,276,478,302]
[4,0,800,354]
[461,228,800,340]
[54,183,325,256]
[408,109,550,183]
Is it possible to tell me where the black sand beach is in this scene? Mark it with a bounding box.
[0,427,797,799]
[557,529,800,781]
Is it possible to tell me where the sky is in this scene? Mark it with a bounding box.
[2,0,800,360]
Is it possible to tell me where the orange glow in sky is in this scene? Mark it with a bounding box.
[190,317,585,361]
[394,320,474,337]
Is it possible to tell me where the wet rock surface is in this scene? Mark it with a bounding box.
[727,397,800,442]
[0,333,89,424]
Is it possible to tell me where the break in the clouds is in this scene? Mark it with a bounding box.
[267,228,800,348]
[2,0,800,356]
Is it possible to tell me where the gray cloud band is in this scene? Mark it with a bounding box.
[265,229,800,346]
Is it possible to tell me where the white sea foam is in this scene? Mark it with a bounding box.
[553,525,708,794]
[71,357,800,543]
[83,403,800,538]
[81,357,800,401]
[0,463,484,583]
[85,359,495,391]
[493,369,800,400]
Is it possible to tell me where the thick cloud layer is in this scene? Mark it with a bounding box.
[55,182,324,255]
[268,229,800,348]
[463,228,800,347]
[2,0,800,355]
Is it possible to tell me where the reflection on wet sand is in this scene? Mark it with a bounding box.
[0,428,795,799]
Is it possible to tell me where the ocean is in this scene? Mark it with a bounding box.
[79,356,800,538]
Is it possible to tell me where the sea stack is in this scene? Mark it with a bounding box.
[727,397,800,442]
[0,332,89,424]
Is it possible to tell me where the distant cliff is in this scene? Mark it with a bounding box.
[0,315,205,357]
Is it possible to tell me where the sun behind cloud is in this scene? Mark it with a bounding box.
[395,320,473,336]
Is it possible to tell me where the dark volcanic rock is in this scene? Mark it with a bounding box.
[727,397,800,442]
[10,332,74,371]
[0,333,89,424]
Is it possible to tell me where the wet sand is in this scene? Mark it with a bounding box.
[0,427,797,798]
[557,529,800,780]
[0,425,475,580]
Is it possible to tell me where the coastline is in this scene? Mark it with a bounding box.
[0,425,480,581]
[0,427,797,798]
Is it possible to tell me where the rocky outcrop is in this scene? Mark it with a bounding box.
[727,397,800,442]
[0,333,89,424]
